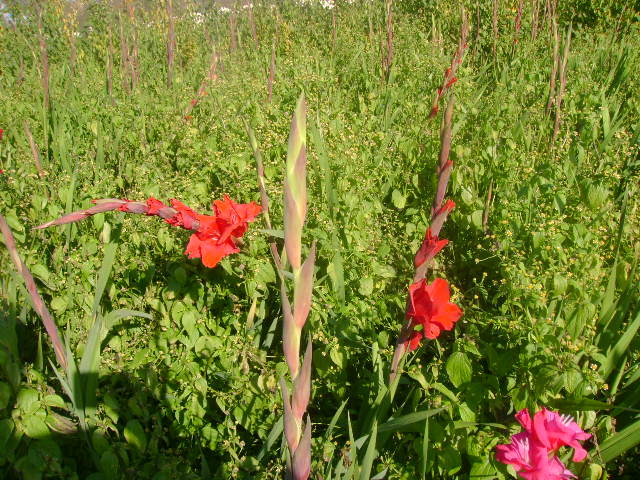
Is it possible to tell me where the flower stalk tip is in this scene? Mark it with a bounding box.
[284,93,308,272]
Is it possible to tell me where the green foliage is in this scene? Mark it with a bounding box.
[0,0,639,478]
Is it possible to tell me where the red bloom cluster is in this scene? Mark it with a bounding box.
[0,128,4,140]
[185,195,261,268]
[115,196,261,268]
[137,196,261,268]
[406,278,462,350]
[496,408,591,479]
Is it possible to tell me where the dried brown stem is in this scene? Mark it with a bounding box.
[545,18,559,116]
[37,10,50,112]
[127,3,139,89]
[107,30,114,99]
[229,12,238,53]
[492,0,499,55]
[248,5,259,48]
[552,24,572,143]
[167,0,176,88]
[118,12,131,93]
[184,50,219,119]
[24,122,44,177]
[384,0,394,79]
[267,43,276,103]
[514,0,524,44]
[531,0,540,41]
[482,179,494,233]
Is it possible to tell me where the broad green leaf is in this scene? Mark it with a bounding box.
[446,352,473,387]
[43,394,66,409]
[103,309,152,332]
[124,419,147,452]
[602,308,640,379]
[16,389,39,413]
[358,278,374,296]
[22,416,50,439]
[0,382,10,410]
[391,189,406,209]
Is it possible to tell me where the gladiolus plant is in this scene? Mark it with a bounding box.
[36,195,261,268]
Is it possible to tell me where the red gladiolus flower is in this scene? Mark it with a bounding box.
[414,228,448,268]
[0,129,3,140]
[185,195,261,268]
[36,195,261,269]
[406,278,462,349]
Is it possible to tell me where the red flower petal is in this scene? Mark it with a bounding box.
[406,278,462,347]
[146,197,167,216]
[169,198,199,229]
[200,239,239,268]
[414,228,449,267]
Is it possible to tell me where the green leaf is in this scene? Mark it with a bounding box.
[549,398,613,412]
[359,419,377,480]
[330,345,345,368]
[0,382,11,410]
[79,313,104,420]
[0,418,15,451]
[358,277,374,296]
[446,352,473,387]
[124,419,147,452]
[102,309,152,332]
[16,389,39,413]
[471,210,484,229]
[181,311,198,340]
[598,418,640,463]
[602,309,640,379]
[100,449,120,479]
[256,416,283,462]
[378,408,445,433]
[391,189,406,209]
[327,249,345,303]
[51,297,67,312]
[93,242,118,316]
[43,394,66,409]
[22,416,50,439]
[440,445,462,475]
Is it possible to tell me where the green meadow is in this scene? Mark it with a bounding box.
[0,1,639,478]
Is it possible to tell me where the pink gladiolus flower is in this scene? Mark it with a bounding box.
[496,408,591,480]
[496,432,576,480]
[516,408,592,462]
